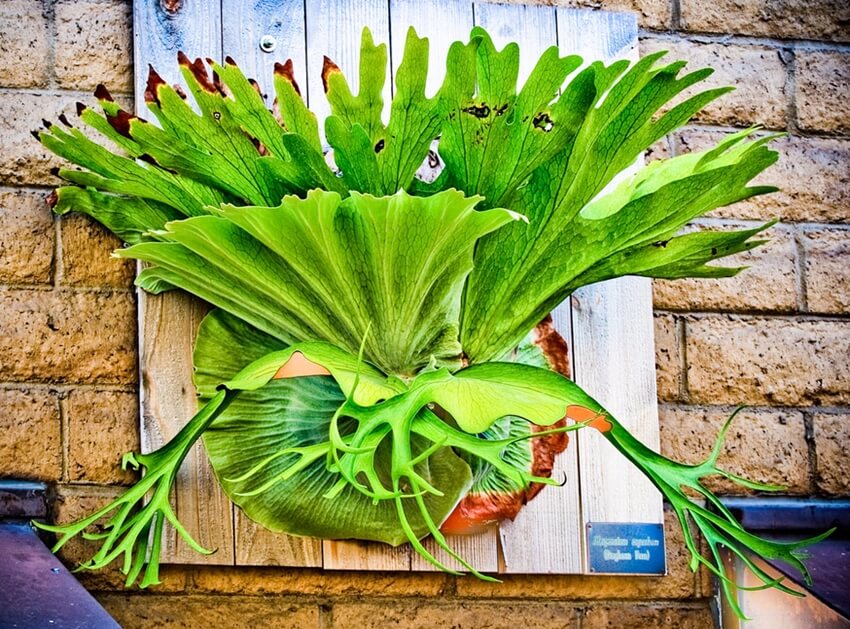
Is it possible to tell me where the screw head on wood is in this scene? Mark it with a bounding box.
[259,35,277,53]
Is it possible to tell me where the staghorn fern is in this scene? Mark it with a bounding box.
[33,26,830,619]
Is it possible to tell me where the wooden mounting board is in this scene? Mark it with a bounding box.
[133,0,660,574]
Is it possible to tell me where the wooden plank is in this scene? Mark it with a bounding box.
[305,0,404,571]
[389,0,500,574]
[222,0,308,99]
[474,1,557,82]
[469,2,584,575]
[222,0,321,568]
[499,303,584,574]
[323,540,409,571]
[390,0,473,98]
[234,510,322,567]
[133,0,234,566]
[557,9,664,572]
[304,0,392,144]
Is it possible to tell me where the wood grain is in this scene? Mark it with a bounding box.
[221,0,321,567]
[304,0,391,143]
[134,0,234,566]
[222,0,308,98]
[557,9,663,573]
[474,4,584,574]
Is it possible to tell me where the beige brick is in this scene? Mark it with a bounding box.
[652,223,797,313]
[331,601,577,629]
[686,316,850,406]
[581,603,714,629]
[654,313,682,402]
[456,509,697,600]
[60,214,134,288]
[681,0,850,43]
[641,39,787,129]
[0,288,137,384]
[0,1,50,88]
[66,389,139,484]
[812,412,850,495]
[55,0,133,93]
[677,130,850,223]
[659,405,810,494]
[191,566,447,597]
[796,51,850,135]
[0,189,54,284]
[0,94,73,186]
[803,228,850,314]
[0,388,61,480]
[96,595,319,629]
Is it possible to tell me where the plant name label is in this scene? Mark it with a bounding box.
[586,522,666,574]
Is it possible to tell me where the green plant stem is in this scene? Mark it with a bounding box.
[34,388,238,588]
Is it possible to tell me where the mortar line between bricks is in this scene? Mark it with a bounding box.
[793,227,809,313]
[0,382,137,394]
[0,86,135,99]
[658,402,850,415]
[0,283,134,295]
[676,315,688,402]
[42,0,57,91]
[784,46,801,136]
[670,0,681,31]
[681,120,850,142]
[638,29,850,53]
[57,393,71,483]
[802,411,820,493]
[653,309,850,321]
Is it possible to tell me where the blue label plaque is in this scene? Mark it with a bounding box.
[586,522,666,575]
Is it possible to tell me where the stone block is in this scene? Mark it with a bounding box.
[685,316,850,406]
[641,39,787,129]
[660,405,810,493]
[0,288,137,384]
[681,0,850,43]
[652,223,797,313]
[60,214,134,288]
[796,51,850,135]
[812,412,850,496]
[0,1,50,88]
[802,228,850,314]
[55,0,133,93]
[66,389,139,484]
[330,601,578,629]
[0,189,54,284]
[0,388,61,480]
[654,312,682,402]
[676,130,850,224]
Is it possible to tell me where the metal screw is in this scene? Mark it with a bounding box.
[259,35,277,53]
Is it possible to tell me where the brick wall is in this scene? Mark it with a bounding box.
[0,1,847,627]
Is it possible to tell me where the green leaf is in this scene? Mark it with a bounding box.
[324,28,443,195]
[193,309,472,546]
[462,129,779,361]
[122,188,522,375]
[50,186,181,245]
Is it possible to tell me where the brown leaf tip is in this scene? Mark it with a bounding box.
[106,110,135,139]
[94,84,114,102]
[224,55,237,67]
[145,65,166,104]
[321,56,341,93]
[46,190,58,209]
[275,59,301,96]
[75,102,87,116]
[58,113,72,128]
[179,52,217,93]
